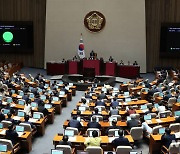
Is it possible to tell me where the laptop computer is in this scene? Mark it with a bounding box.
[144,114,152,120]
[18,111,25,117]
[52,97,59,101]
[79,106,86,111]
[7,97,12,103]
[141,105,148,110]
[31,102,38,107]
[160,113,167,118]
[159,127,165,135]
[18,100,25,105]
[0,144,7,152]
[2,109,10,114]
[51,149,63,154]
[0,123,3,129]
[125,98,131,102]
[44,104,52,109]
[109,117,117,122]
[154,103,159,109]
[64,129,74,137]
[174,111,180,117]
[16,126,24,132]
[33,113,41,119]
[40,95,46,100]
[124,92,130,96]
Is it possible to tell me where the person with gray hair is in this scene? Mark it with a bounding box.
[127,114,140,131]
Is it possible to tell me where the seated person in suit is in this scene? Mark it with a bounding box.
[87,116,101,129]
[80,98,88,107]
[126,106,136,115]
[38,101,49,116]
[61,85,68,94]
[133,61,138,66]
[157,101,166,113]
[119,60,124,65]
[92,108,101,116]
[106,120,122,135]
[85,91,92,99]
[140,117,152,137]
[96,99,105,106]
[127,114,139,131]
[68,116,82,130]
[0,107,5,122]
[98,91,107,100]
[5,124,18,145]
[6,113,16,124]
[109,56,114,62]
[90,50,95,59]
[112,129,131,148]
[84,130,101,147]
[110,106,119,116]
[111,98,119,107]
[59,135,72,146]
[161,128,176,149]
[24,115,36,130]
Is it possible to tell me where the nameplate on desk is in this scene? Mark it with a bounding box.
[108,137,118,143]
[13,116,22,121]
[68,136,76,142]
[17,132,24,137]
[0,129,6,135]
[28,118,38,123]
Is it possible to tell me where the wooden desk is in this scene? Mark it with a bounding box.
[59,94,68,107]
[0,130,32,152]
[69,86,76,96]
[52,101,62,114]
[67,90,72,101]
[172,103,180,113]
[149,134,162,154]
[145,116,175,127]
[53,134,133,150]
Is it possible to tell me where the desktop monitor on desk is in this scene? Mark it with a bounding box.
[174,111,180,117]
[18,111,25,117]
[89,130,100,137]
[144,115,152,120]
[159,127,165,135]
[51,149,63,154]
[16,126,24,132]
[64,129,74,137]
[0,144,7,152]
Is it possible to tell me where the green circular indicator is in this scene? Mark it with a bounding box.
[2,31,13,43]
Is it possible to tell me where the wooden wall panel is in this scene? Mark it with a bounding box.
[0,0,46,68]
[146,0,180,72]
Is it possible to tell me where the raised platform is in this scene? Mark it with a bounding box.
[62,74,116,91]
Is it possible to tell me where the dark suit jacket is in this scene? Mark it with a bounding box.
[59,140,72,146]
[112,136,131,148]
[38,105,49,116]
[111,101,119,107]
[161,134,176,148]
[96,101,105,106]
[87,121,101,129]
[127,119,139,130]
[5,130,18,145]
[98,93,106,100]
[68,119,82,130]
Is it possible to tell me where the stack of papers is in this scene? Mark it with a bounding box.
[17,132,24,137]
[13,116,21,121]
[156,119,162,123]
[0,130,6,135]
[28,118,38,123]
[68,136,76,142]
[146,120,152,124]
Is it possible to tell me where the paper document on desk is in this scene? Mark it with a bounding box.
[59,95,64,97]
[175,132,180,138]
[108,137,118,143]
[13,116,21,121]
[142,109,149,113]
[0,129,6,135]
[156,119,162,123]
[10,104,16,107]
[17,132,24,137]
[16,95,22,99]
[28,82,34,84]
[28,118,38,123]
[68,136,76,142]
[146,120,152,124]
[80,122,84,126]
[2,102,7,105]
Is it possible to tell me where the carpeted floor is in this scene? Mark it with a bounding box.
[19,67,153,154]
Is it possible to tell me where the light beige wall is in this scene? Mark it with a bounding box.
[45,0,146,73]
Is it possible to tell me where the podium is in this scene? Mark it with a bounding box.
[68,60,78,74]
[46,62,66,75]
[83,59,100,75]
[105,62,117,76]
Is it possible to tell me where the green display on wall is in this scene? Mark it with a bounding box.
[2,31,13,43]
